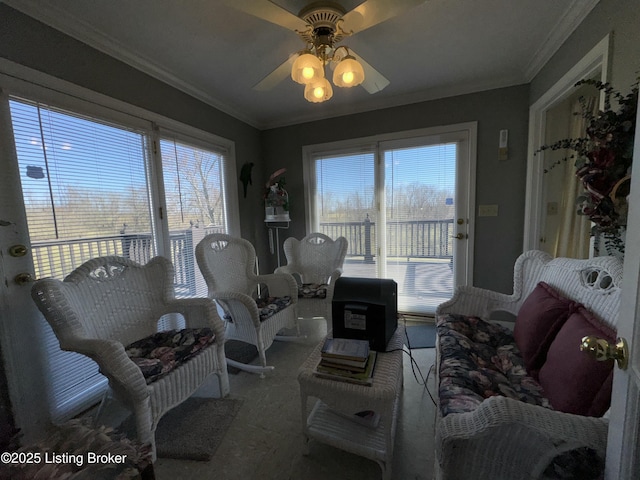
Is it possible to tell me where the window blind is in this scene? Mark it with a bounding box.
[159,136,229,298]
[307,137,459,314]
[312,150,377,277]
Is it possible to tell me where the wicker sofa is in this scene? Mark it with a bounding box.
[434,250,621,480]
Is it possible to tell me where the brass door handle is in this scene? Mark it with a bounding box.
[450,233,465,240]
[580,335,628,370]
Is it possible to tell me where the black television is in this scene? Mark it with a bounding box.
[331,277,398,352]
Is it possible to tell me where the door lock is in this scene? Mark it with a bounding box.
[8,245,28,257]
[14,273,34,286]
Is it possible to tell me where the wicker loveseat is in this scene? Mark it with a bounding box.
[434,250,622,480]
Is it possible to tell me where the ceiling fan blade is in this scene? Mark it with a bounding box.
[349,51,390,94]
[253,55,296,91]
[223,0,308,31]
[342,0,427,33]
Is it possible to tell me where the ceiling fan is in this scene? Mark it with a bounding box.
[225,0,427,102]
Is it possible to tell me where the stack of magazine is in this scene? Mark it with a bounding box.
[314,337,377,386]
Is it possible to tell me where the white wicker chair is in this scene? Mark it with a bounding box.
[31,256,230,460]
[196,233,299,376]
[434,250,621,480]
[275,232,347,331]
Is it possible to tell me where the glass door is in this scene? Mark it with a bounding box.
[307,124,475,315]
[7,96,155,422]
[381,140,457,313]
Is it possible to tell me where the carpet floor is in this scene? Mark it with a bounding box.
[120,397,242,461]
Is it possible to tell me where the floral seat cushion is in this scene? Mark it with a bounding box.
[125,328,216,384]
[255,296,292,321]
[297,283,328,299]
[221,296,292,323]
[436,313,551,417]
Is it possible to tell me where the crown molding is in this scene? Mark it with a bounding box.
[3,0,260,129]
[523,0,600,81]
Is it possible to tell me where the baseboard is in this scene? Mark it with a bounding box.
[399,313,435,324]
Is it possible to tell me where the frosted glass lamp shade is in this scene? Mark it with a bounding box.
[332,56,365,87]
[304,78,333,103]
[291,53,323,85]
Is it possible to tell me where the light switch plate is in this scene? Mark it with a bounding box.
[478,204,499,216]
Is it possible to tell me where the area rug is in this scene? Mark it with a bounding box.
[120,397,242,461]
[225,340,259,374]
[405,324,437,349]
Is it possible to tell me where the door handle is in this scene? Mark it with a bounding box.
[14,273,35,286]
[450,233,466,240]
[580,335,628,370]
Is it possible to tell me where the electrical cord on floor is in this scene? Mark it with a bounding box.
[388,315,438,406]
[374,315,439,406]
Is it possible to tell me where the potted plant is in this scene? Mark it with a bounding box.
[264,168,290,222]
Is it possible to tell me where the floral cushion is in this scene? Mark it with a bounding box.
[125,328,216,384]
[436,313,551,417]
[222,296,293,322]
[255,296,292,321]
[298,283,328,299]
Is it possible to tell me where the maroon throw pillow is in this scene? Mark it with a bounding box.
[514,282,575,377]
[537,306,616,416]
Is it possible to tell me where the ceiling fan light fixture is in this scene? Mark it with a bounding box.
[304,77,333,103]
[332,55,365,87]
[291,52,324,84]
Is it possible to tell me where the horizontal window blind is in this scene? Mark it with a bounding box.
[307,135,460,314]
[9,97,155,422]
[312,150,377,277]
[159,136,229,299]
[383,142,457,312]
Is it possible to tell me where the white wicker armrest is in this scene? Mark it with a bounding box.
[256,272,298,300]
[327,268,343,284]
[437,396,608,479]
[209,290,262,328]
[69,337,149,404]
[435,285,517,318]
[274,265,296,276]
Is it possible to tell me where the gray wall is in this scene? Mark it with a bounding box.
[531,0,640,106]
[261,85,530,293]
[0,4,269,258]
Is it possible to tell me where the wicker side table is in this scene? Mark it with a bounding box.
[298,325,404,480]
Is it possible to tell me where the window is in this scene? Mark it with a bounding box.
[159,134,231,298]
[312,148,377,273]
[3,82,238,422]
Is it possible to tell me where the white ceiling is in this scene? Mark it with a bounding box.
[5,0,599,129]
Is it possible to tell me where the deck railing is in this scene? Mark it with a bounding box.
[320,218,454,261]
[31,219,453,295]
[31,226,223,295]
